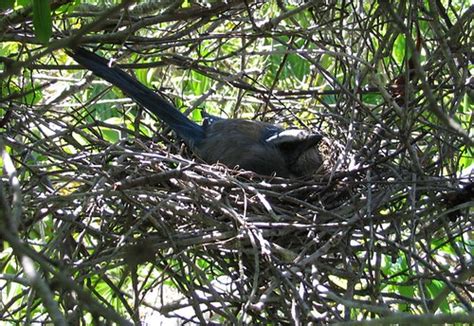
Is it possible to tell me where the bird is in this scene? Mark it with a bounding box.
[68,47,324,178]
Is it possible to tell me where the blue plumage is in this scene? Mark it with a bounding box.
[69,48,324,177]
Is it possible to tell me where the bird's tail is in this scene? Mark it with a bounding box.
[68,48,204,147]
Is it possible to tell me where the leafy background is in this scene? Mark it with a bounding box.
[0,0,472,324]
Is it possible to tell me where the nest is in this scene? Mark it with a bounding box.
[2,105,471,324]
[0,1,472,324]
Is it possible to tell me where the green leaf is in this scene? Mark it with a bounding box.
[190,71,211,95]
[33,0,52,44]
[287,52,310,81]
[101,128,120,143]
[398,284,414,312]
[133,55,150,86]
[427,280,450,313]
[191,108,201,122]
[24,85,43,105]
[0,81,42,106]
[393,34,408,66]
[362,93,383,105]
[399,284,415,299]
[0,0,15,10]
[294,10,311,29]
[101,117,123,143]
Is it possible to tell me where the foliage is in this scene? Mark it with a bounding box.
[0,0,472,324]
